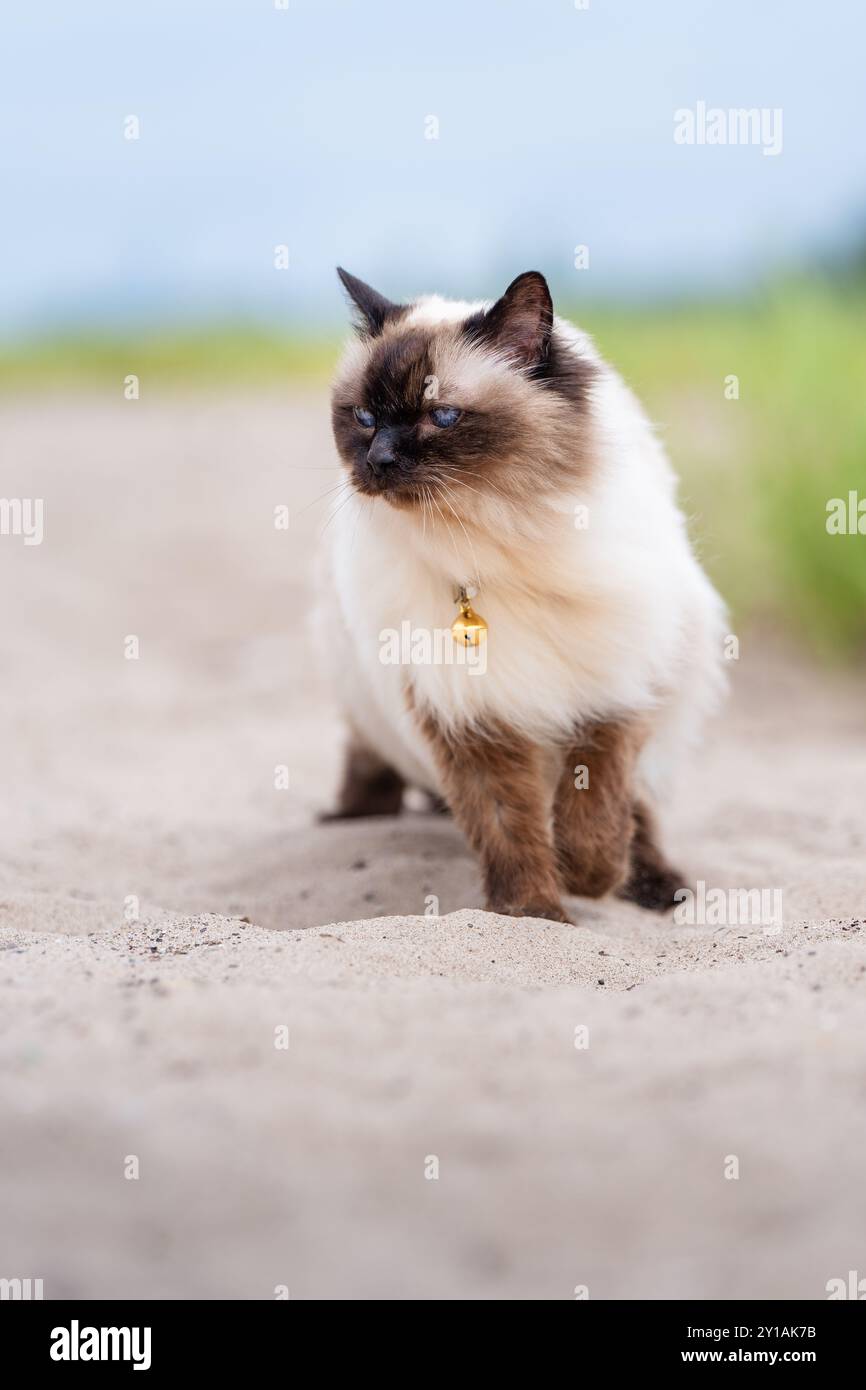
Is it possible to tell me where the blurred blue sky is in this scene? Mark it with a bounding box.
[2,0,864,335]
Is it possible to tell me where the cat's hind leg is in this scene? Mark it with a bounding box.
[319,734,405,821]
[618,800,683,912]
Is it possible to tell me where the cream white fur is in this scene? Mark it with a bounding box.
[319,297,727,800]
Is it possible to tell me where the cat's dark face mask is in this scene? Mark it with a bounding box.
[332,323,502,503]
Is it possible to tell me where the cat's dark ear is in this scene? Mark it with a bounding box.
[466,271,553,369]
[337,267,402,337]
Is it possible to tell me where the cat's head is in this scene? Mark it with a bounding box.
[330,269,596,514]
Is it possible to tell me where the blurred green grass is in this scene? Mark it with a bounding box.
[2,281,864,657]
[0,327,339,388]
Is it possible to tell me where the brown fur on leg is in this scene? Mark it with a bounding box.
[319,736,404,821]
[553,720,643,899]
[619,800,683,912]
[413,705,570,923]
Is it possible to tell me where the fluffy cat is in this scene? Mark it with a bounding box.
[318,267,727,923]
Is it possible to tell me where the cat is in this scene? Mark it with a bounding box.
[318,267,727,924]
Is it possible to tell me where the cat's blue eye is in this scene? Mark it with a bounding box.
[353,406,376,428]
[430,406,462,428]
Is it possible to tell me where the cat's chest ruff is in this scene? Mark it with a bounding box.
[334,501,645,736]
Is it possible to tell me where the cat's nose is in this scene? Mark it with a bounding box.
[367,428,401,477]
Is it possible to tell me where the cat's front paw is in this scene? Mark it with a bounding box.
[489,897,574,925]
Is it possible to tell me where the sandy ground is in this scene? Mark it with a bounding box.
[1,389,865,1300]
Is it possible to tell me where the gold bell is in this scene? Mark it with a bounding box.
[451,588,488,648]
